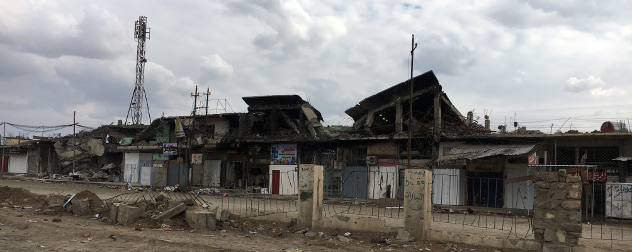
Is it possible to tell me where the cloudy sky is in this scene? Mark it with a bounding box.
[1,0,631,138]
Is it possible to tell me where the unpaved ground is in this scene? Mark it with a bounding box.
[0,178,523,251]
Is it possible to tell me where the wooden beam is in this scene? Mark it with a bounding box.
[279,110,300,134]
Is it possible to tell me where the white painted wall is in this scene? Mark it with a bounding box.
[269,165,298,195]
[367,166,398,199]
[203,160,221,187]
[124,152,140,183]
[505,168,534,210]
[8,154,27,174]
[432,167,465,205]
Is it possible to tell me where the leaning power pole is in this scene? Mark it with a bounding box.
[407,34,418,169]
[125,16,152,125]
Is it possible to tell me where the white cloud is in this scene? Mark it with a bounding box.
[564,76,618,96]
[199,54,234,83]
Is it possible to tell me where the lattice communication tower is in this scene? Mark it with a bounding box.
[125,16,151,125]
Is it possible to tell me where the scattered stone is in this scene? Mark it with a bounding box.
[396,229,413,242]
[278,230,288,238]
[52,218,62,222]
[135,227,143,231]
[337,235,351,243]
[305,232,317,238]
[370,237,387,243]
[286,219,297,228]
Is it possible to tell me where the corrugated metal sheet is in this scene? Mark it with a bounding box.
[438,144,536,161]
[613,157,632,161]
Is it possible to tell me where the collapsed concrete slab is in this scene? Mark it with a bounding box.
[118,205,144,225]
[153,203,187,222]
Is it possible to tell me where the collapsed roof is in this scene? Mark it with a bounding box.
[242,95,328,140]
[345,70,466,135]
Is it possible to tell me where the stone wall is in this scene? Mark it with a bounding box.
[533,169,582,251]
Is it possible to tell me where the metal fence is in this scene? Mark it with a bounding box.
[432,210,534,239]
[323,169,403,219]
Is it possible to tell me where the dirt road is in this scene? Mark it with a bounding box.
[0,178,513,251]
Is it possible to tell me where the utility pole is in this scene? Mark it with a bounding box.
[73,111,76,176]
[1,122,5,178]
[191,85,199,117]
[407,34,418,169]
[204,87,211,116]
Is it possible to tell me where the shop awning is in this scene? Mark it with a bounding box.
[437,144,537,162]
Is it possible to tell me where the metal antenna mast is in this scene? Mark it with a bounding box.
[125,16,151,125]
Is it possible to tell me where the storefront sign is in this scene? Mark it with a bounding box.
[528,153,537,166]
[163,143,177,156]
[271,144,297,165]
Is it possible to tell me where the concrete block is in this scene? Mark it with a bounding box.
[206,215,217,231]
[110,203,121,222]
[118,205,144,225]
[47,197,65,207]
[72,199,90,216]
[184,210,208,229]
[154,203,187,221]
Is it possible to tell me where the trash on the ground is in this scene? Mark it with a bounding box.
[83,233,90,238]
[0,223,4,226]
[70,238,77,242]
[109,234,117,241]
[92,214,100,220]
[156,227,172,231]
[135,227,143,231]
[249,231,257,235]
[52,218,62,222]
[344,232,351,237]
[22,206,32,209]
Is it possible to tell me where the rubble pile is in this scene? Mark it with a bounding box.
[53,133,118,180]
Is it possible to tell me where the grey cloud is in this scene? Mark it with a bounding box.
[412,33,476,76]
[227,0,346,61]
[198,54,234,85]
[0,4,128,59]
